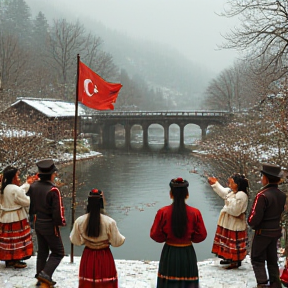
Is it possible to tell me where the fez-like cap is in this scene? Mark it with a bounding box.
[88,188,104,208]
[260,163,283,178]
[36,159,58,174]
[88,188,103,198]
[169,177,189,188]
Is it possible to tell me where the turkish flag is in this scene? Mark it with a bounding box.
[78,61,122,110]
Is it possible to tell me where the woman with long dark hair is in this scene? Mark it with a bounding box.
[208,173,249,269]
[70,189,125,288]
[150,177,207,288]
[0,165,33,268]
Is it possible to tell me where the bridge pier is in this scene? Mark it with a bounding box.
[102,125,109,148]
[179,124,185,149]
[200,124,208,140]
[124,124,131,150]
[98,125,103,146]
[164,125,169,148]
[142,124,149,149]
[109,126,116,148]
[102,125,116,148]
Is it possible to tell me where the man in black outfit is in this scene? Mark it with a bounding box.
[27,159,66,287]
[248,163,286,288]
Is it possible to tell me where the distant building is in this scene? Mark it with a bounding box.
[2,98,90,140]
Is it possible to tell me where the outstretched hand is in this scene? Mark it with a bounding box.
[26,173,39,184]
[208,177,217,185]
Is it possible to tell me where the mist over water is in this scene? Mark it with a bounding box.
[60,150,223,262]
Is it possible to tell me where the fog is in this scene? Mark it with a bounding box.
[25,0,240,74]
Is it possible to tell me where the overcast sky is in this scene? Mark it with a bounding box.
[26,0,240,73]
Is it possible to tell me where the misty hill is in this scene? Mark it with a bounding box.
[82,19,215,109]
[27,1,214,110]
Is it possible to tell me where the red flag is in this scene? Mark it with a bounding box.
[78,61,122,110]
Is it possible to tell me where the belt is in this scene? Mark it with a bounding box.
[85,245,110,250]
[166,242,192,247]
[36,218,53,222]
[37,213,52,219]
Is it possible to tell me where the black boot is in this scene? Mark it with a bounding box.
[267,263,282,288]
[252,260,269,285]
[5,260,15,268]
[225,261,241,269]
[220,259,231,265]
[36,271,56,286]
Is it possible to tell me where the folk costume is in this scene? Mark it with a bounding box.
[150,178,207,288]
[210,180,248,265]
[0,169,33,268]
[27,159,66,287]
[248,163,286,288]
[70,189,125,288]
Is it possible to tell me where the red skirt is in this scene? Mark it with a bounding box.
[212,225,247,262]
[79,246,118,288]
[0,219,33,260]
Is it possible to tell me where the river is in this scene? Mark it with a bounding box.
[59,150,223,262]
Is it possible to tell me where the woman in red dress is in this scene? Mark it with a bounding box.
[70,189,125,288]
[150,177,207,288]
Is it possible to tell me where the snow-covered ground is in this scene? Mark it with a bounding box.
[1,255,285,288]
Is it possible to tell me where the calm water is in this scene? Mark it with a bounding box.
[59,151,223,262]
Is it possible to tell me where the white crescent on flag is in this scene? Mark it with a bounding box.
[84,79,98,97]
[78,61,122,110]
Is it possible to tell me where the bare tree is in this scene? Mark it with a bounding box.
[204,67,237,112]
[0,32,30,87]
[0,31,31,109]
[219,0,288,79]
[238,60,279,105]
[204,58,285,111]
[202,75,288,195]
[80,35,118,81]
[46,19,119,100]
[47,19,84,85]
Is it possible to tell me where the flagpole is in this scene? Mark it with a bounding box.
[71,54,80,263]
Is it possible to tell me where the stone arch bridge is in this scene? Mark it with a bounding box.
[81,110,231,150]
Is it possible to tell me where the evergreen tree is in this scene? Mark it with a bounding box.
[2,0,32,47]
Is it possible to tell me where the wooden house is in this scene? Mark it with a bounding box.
[2,98,89,140]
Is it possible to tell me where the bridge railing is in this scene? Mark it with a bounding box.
[83,110,230,118]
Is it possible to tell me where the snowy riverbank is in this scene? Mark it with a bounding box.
[1,255,284,288]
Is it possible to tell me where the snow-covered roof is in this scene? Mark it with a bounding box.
[12,98,87,117]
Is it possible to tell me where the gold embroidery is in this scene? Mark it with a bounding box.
[158,273,198,281]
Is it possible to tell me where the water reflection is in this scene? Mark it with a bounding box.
[60,152,223,261]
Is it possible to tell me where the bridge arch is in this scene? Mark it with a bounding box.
[81,110,230,151]
[183,124,202,145]
[148,124,164,147]
[115,124,125,148]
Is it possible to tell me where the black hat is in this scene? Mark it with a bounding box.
[169,177,189,188]
[260,163,283,178]
[36,159,58,174]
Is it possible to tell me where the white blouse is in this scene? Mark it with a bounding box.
[211,181,248,231]
[0,183,30,223]
[70,213,125,250]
